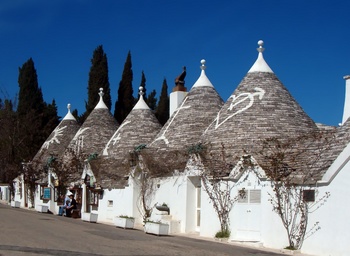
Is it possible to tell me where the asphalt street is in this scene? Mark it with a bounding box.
[0,203,288,256]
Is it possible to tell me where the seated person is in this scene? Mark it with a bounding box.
[65,193,77,217]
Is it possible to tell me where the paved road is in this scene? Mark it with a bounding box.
[0,203,285,256]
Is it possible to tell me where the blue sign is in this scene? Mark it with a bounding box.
[43,187,51,200]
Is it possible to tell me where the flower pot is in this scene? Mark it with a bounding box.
[115,217,135,229]
[11,201,20,208]
[82,212,98,223]
[144,222,169,236]
[37,205,48,213]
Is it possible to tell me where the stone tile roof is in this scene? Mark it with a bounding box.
[202,72,318,161]
[309,121,350,182]
[65,108,118,160]
[63,92,118,184]
[149,62,224,151]
[97,94,162,187]
[32,105,80,171]
[201,42,318,167]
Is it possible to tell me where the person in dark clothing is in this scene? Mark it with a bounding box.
[65,193,77,217]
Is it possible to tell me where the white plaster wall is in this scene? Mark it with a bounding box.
[200,183,221,238]
[149,175,188,233]
[259,184,289,248]
[169,91,187,117]
[230,171,288,249]
[97,181,136,225]
[302,159,350,256]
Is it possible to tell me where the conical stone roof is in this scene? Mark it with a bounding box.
[32,104,80,171]
[98,87,162,184]
[103,88,161,158]
[63,88,118,167]
[149,60,224,150]
[202,40,318,162]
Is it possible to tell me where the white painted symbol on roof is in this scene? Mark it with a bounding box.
[103,121,131,156]
[72,127,90,155]
[40,126,67,152]
[151,97,190,145]
[210,87,265,130]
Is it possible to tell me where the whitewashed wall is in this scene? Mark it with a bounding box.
[96,179,137,225]
[302,146,350,256]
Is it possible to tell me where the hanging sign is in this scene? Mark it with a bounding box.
[43,187,51,200]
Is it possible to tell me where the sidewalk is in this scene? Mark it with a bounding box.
[173,232,315,256]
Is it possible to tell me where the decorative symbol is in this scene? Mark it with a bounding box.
[40,126,67,151]
[72,127,90,154]
[103,121,131,156]
[151,97,190,145]
[211,87,265,130]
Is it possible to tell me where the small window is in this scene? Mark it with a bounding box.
[238,192,248,203]
[249,190,261,204]
[108,200,113,207]
[303,190,315,202]
[237,189,261,204]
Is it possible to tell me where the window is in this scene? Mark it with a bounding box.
[54,187,64,204]
[86,188,102,208]
[303,190,315,202]
[238,189,261,204]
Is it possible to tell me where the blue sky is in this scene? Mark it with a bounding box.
[0,0,349,126]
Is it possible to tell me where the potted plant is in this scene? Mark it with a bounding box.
[144,220,169,236]
[115,215,135,229]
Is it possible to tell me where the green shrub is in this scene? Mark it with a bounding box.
[215,230,230,238]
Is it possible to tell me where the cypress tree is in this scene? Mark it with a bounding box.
[114,51,134,124]
[17,58,44,116]
[146,89,157,111]
[17,58,59,160]
[43,99,60,136]
[81,45,111,122]
[0,98,18,182]
[156,78,169,125]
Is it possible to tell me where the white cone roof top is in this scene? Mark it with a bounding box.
[62,103,76,121]
[192,59,214,88]
[133,86,149,110]
[248,40,274,73]
[95,88,108,109]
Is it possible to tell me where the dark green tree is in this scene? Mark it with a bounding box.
[146,89,157,111]
[17,58,48,159]
[155,78,169,125]
[81,45,111,123]
[43,100,60,135]
[17,58,45,116]
[15,59,58,200]
[0,99,18,183]
[114,51,134,124]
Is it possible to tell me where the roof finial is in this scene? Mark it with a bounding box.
[200,59,206,71]
[63,103,76,120]
[248,39,273,73]
[95,87,108,109]
[139,86,144,96]
[257,40,265,53]
[99,87,104,98]
[133,86,149,110]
